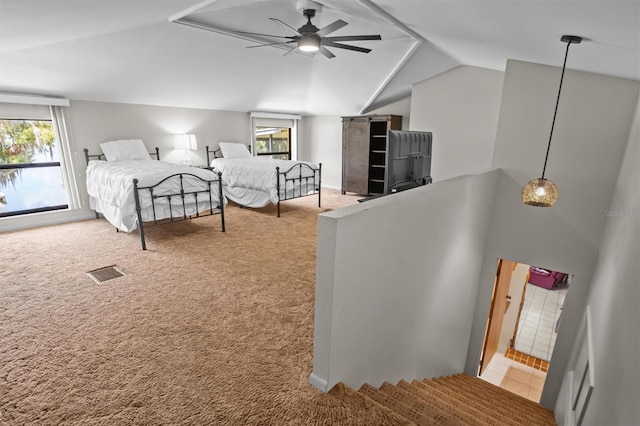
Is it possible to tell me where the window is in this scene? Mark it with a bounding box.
[255,126,291,160]
[250,112,301,161]
[0,119,69,217]
[0,96,79,220]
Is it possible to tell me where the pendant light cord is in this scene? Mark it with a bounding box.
[541,40,574,179]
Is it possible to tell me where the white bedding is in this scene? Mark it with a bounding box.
[86,160,225,232]
[209,157,319,208]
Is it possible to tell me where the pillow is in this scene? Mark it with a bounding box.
[219,142,251,159]
[100,139,151,162]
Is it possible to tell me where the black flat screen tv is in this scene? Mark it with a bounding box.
[386,130,432,194]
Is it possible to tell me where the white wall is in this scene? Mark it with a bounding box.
[311,169,499,392]
[491,61,638,248]
[299,116,343,190]
[465,60,640,409]
[410,66,504,182]
[368,97,412,129]
[69,100,250,167]
[1,100,250,232]
[556,94,639,425]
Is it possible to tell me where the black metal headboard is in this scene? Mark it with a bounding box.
[83,147,160,165]
[205,144,252,166]
[205,146,223,166]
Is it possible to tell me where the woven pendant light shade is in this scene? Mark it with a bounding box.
[521,178,558,207]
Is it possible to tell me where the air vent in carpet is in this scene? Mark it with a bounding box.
[87,265,125,284]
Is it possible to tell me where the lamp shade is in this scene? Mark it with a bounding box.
[174,134,197,150]
[521,178,558,207]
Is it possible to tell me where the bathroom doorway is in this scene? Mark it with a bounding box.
[478,258,571,402]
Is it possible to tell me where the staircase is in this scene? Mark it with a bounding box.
[357,373,556,425]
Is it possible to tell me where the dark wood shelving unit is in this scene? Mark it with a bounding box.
[341,115,402,195]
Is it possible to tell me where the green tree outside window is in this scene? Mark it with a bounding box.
[0,119,56,189]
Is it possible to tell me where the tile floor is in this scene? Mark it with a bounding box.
[480,352,546,402]
[514,283,568,362]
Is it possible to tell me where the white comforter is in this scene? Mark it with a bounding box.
[209,157,318,206]
[86,160,224,232]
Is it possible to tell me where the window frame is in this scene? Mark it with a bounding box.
[0,96,80,223]
[0,117,70,217]
[255,126,292,160]
[250,112,300,161]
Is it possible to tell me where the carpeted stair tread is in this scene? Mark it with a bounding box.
[359,383,428,425]
[357,374,557,426]
[397,380,494,426]
[432,375,539,419]
[378,382,437,425]
[435,374,556,425]
[403,379,516,426]
[436,374,554,423]
[440,373,540,407]
[379,382,469,426]
[330,382,416,425]
[439,374,556,422]
[431,375,550,425]
[413,378,524,426]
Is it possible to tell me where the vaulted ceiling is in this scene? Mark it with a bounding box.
[0,0,638,116]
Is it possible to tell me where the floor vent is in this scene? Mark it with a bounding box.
[87,265,125,284]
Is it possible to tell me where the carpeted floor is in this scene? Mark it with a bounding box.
[0,191,410,425]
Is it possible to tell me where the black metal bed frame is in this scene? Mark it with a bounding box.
[84,147,225,250]
[205,145,322,217]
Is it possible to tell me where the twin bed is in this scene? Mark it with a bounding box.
[206,142,322,217]
[85,139,226,250]
[85,140,322,249]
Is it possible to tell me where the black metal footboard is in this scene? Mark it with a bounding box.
[132,172,225,250]
[275,163,322,217]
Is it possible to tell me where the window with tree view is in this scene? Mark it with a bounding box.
[0,119,69,217]
[255,127,291,160]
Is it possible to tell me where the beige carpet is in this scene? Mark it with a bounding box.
[0,191,410,425]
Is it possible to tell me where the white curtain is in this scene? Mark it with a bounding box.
[50,105,82,209]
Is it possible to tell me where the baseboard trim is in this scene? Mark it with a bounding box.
[0,208,96,233]
[308,373,328,393]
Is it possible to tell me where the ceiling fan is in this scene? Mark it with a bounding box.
[238,8,382,59]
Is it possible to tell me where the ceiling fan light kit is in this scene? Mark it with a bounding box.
[298,33,321,52]
[521,34,582,207]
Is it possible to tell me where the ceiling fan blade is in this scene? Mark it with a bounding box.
[247,40,297,49]
[319,46,336,59]
[324,35,381,42]
[322,40,372,53]
[235,30,297,40]
[316,19,348,37]
[269,17,301,35]
[283,46,298,56]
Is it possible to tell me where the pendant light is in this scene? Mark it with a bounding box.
[522,35,582,207]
